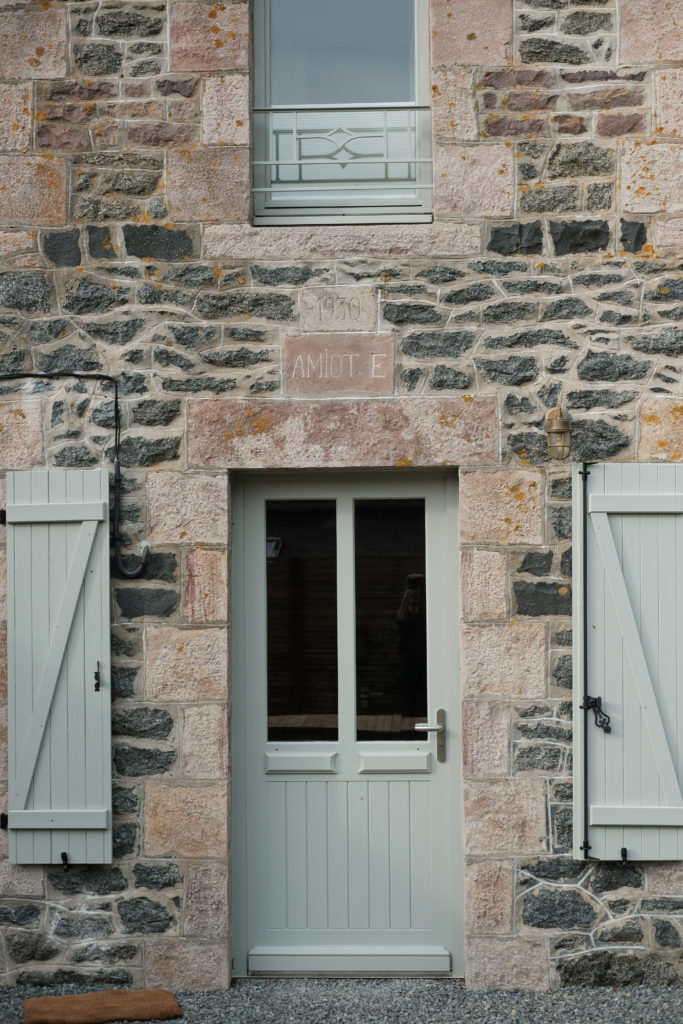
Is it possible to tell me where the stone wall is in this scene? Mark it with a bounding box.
[0,0,682,991]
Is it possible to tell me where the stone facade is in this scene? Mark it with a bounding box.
[0,0,682,992]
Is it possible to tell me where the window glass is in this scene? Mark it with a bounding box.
[266,500,338,741]
[270,0,415,106]
[354,499,427,740]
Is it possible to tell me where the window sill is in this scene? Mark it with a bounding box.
[253,214,434,226]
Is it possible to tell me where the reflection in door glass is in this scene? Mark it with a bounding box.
[355,499,427,740]
[266,500,338,741]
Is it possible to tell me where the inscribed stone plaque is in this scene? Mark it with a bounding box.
[283,333,394,397]
[300,286,378,332]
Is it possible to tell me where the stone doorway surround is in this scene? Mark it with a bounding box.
[188,393,546,989]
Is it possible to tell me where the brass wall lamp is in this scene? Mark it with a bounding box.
[545,406,572,460]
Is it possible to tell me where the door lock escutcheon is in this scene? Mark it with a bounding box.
[414,708,446,763]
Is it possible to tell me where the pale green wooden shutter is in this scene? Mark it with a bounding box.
[574,463,683,862]
[7,469,112,864]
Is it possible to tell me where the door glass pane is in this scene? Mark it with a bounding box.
[355,499,427,740]
[266,500,338,741]
[269,0,415,105]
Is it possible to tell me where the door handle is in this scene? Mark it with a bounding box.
[414,708,446,763]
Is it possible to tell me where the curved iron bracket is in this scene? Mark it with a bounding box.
[0,371,149,578]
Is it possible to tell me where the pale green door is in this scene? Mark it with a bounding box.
[232,473,462,975]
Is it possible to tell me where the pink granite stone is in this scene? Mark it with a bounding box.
[462,700,510,777]
[432,70,478,141]
[433,144,514,217]
[622,0,683,63]
[170,1,249,72]
[0,8,67,80]
[654,218,683,249]
[465,859,513,934]
[184,862,229,938]
[639,398,683,461]
[203,222,481,259]
[460,471,542,545]
[300,286,378,333]
[148,471,227,544]
[464,778,547,856]
[647,863,683,894]
[145,782,228,858]
[182,704,228,779]
[183,548,228,623]
[466,937,549,990]
[0,231,35,257]
[461,622,547,699]
[145,939,229,989]
[0,402,43,469]
[622,140,683,215]
[146,626,227,701]
[187,397,498,469]
[651,70,683,137]
[167,147,250,223]
[0,858,44,897]
[283,334,394,398]
[0,157,67,226]
[0,84,31,152]
[460,548,507,622]
[202,74,249,145]
[430,0,512,67]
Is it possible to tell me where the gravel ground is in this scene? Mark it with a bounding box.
[1,980,683,1024]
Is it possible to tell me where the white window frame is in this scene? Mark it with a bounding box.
[252,0,433,225]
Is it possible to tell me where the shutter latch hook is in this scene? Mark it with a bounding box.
[580,695,611,733]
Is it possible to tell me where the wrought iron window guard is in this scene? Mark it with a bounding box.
[252,104,432,219]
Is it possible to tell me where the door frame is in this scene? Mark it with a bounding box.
[230,469,463,977]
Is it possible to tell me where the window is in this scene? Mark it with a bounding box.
[252,0,432,225]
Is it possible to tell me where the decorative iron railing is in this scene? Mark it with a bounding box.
[252,105,432,212]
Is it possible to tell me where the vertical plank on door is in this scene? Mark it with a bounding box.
[30,472,52,864]
[409,781,431,929]
[285,781,308,929]
[265,781,287,930]
[601,464,626,863]
[327,780,349,929]
[83,469,107,863]
[347,781,369,929]
[637,464,662,861]
[656,465,678,860]
[12,472,34,865]
[368,780,390,930]
[306,781,328,929]
[389,780,411,929]
[62,471,86,864]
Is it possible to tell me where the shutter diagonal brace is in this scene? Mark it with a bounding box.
[11,520,98,811]
[590,509,683,808]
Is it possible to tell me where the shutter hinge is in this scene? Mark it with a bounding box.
[0,510,5,525]
[94,661,101,692]
[0,813,7,830]
[61,851,69,872]
[620,847,628,866]
[580,695,611,733]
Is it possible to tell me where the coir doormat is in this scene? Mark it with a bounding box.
[23,989,183,1024]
